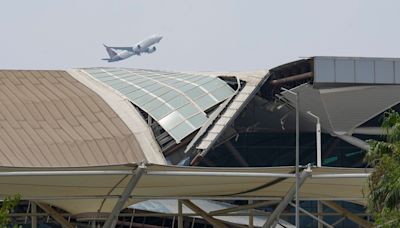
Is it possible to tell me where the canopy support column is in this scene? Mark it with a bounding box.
[317,201,323,228]
[248,200,254,228]
[321,201,373,228]
[262,168,312,228]
[31,202,37,228]
[103,164,146,228]
[181,200,228,228]
[36,202,73,228]
[178,200,183,228]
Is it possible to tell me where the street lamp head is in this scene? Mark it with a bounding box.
[307,111,320,122]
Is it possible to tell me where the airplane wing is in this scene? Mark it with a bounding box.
[107,46,133,51]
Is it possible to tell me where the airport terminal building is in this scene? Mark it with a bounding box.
[1,56,400,227]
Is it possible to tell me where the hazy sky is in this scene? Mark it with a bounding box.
[1,0,399,71]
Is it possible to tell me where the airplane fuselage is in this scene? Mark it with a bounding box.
[136,35,163,50]
[103,35,163,62]
[108,51,134,62]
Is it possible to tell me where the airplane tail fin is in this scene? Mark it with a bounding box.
[103,44,117,58]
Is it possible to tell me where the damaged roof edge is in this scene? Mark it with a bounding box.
[193,71,270,164]
[68,69,167,165]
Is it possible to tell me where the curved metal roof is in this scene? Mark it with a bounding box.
[82,68,235,142]
[0,70,153,167]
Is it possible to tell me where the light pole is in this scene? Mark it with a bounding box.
[307,111,323,228]
[281,87,300,228]
[307,111,322,167]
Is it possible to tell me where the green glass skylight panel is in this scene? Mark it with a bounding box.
[169,123,194,141]
[177,104,198,118]
[82,68,235,143]
[188,113,206,128]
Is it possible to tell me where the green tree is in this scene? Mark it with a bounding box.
[0,194,20,227]
[365,110,400,227]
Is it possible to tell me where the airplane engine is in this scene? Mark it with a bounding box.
[146,46,156,53]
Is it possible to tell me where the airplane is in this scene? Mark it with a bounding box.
[102,34,163,62]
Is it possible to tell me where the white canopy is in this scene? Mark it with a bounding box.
[0,164,371,215]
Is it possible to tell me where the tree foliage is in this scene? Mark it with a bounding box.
[0,194,20,227]
[365,110,400,227]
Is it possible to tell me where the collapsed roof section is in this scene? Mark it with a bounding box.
[81,68,235,144]
[188,57,400,166]
[187,71,268,165]
[79,68,237,157]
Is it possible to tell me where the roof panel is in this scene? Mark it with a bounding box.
[194,77,215,86]
[126,89,146,100]
[150,86,170,96]
[112,81,132,90]
[136,79,154,88]
[119,85,139,94]
[142,99,163,111]
[134,94,154,106]
[81,68,235,142]
[179,83,196,92]
[177,104,199,118]
[195,95,217,110]
[151,104,173,120]
[160,90,180,101]
[188,113,207,128]
[201,80,225,92]
[210,85,235,100]
[186,87,206,100]
[108,80,129,88]
[169,96,190,109]
[144,83,163,92]
[169,123,195,140]
[159,111,185,131]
